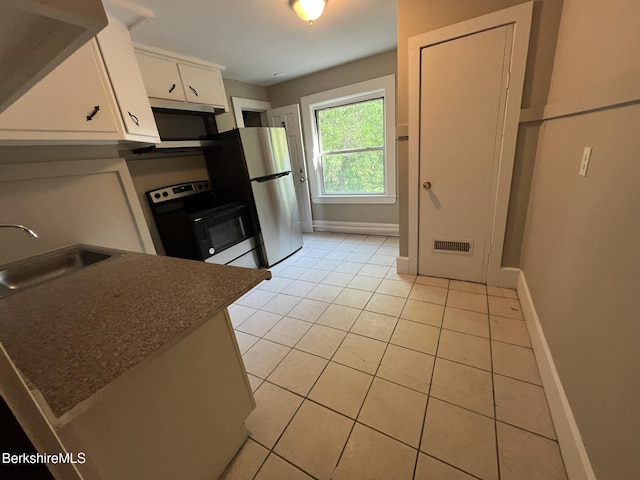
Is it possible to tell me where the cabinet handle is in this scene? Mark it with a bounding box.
[169,83,176,93]
[128,111,140,127]
[86,106,100,121]
[188,85,199,97]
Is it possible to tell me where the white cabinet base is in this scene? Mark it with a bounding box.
[56,309,254,480]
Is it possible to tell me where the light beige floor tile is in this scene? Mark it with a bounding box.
[430,358,494,417]
[278,265,309,280]
[262,293,302,315]
[368,254,396,266]
[442,307,490,338]
[268,349,328,396]
[358,377,427,447]
[287,298,330,322]
[390,319,440,355]
[488,296,523,319]
[375,278,413,298]
[237,289,278,309]
[400,299,445,327]
[314,258,342,271]
[333,423,417,480]
[258,277,294,293]
[308,362,373,418]
[228,304,257,328]
[320,271,355,287]
[333,333,387,374]
[487,286,518,299]
[306,283,343,303]
[350,310,398,341]
[220,439,269,480]
[446,290,488,313]
[376,245,398,256]
[497,422,567,480]
[243,339,291,379]
[492,341,541,385]
[415,275,450,288]
[333,288,373,309]
[298,268,329,283]
[437,330,492,371]
[275,400,353,480]
[494,374,556,439]
[421,398,498,480]
[362,235,387,245]
[247,374,263,393]
[295,324,347,359]
[316,304,361,331]
[236,310,283,337]
[245,382,303,448]
[333,262,364,274]
[365,293,407,317]
[409,284,448,305]
[414,453,476,480]
[449,280,487,295]
[490,316,531,347]
[347,274,383,292]
[234,331,260,354]
[264,317,312,347]
[325,250,350,262]
[385,269,417,283]
[359,264,391,278]
[345,252,373,263]
[377,344,434,394]
[286,280,317,298]
[255,454,313,480]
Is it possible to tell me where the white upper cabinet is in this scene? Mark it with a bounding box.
[96,14,159,141]
[0,0,108,113]
[135,54,187,102]
[135,47,229,112]
[0,14,159,144]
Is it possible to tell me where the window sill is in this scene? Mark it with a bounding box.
[311,195,397,205]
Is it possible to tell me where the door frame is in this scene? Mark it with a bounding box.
[406,2,532,287]
[231,97,271,127]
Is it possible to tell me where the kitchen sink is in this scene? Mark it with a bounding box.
[0,246,114,299]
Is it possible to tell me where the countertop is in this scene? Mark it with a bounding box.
[0,248,270,418]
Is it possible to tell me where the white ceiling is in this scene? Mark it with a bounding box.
[115,0,397,86]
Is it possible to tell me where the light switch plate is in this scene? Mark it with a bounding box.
[579,147,592,177]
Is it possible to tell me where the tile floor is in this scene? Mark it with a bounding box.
[221,233,568,480]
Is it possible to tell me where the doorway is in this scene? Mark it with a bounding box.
[406,3,533,286]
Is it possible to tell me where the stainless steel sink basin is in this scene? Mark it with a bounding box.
[0,246,114,299]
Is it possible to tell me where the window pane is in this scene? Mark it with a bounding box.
[317,98,384,152]
[322,150,384,194]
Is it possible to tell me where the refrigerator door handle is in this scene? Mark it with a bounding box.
[253,171,290,183]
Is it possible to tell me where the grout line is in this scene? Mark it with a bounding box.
[488,291,502,480]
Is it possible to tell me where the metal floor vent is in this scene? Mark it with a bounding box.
[432,239,473,256]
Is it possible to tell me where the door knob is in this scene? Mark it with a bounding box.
[423,181,432,190]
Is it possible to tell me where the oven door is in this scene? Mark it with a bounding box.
[191,202,253,260]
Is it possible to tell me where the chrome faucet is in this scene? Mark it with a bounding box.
[0,224,39,238]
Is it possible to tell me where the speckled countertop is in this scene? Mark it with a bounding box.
[0,247,270,418]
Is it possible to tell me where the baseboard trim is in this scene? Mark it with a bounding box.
[313,221,399,237]
[396,256,410,274]
[517,271,596,480]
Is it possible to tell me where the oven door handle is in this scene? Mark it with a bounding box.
[191,204,247,223]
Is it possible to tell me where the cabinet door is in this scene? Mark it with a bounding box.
[136,53,186,102]
[0,41,120,139]
[97,15,159,141]
[178,63,227,108]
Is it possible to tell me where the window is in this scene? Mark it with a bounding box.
[301,75,396,204]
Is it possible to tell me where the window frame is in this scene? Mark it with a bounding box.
[300,74,396,204]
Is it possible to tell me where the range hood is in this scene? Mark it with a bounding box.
[132,139,219,154]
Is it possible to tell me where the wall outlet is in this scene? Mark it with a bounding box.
[579,147,592,177]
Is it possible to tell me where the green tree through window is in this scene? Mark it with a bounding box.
[316,98,385,194]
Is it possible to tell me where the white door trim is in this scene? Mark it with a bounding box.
[407,2,532,287]
[231,97,271,128]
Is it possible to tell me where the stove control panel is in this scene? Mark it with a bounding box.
[147,181,211,204]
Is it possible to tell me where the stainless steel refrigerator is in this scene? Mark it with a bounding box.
[206,127,303,267]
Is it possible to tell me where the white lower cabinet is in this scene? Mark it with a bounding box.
[0,15,159,145]
[55,309,253,480]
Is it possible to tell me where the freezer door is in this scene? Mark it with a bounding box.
[239,127,292,179]
[251,172,303,266]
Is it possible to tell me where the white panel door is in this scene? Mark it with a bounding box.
[418,25,512,282]
[267,105,314,233]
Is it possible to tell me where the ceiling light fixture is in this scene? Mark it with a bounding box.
[290,0,327,26]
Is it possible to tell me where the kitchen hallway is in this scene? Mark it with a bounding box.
[223,233,567,480]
